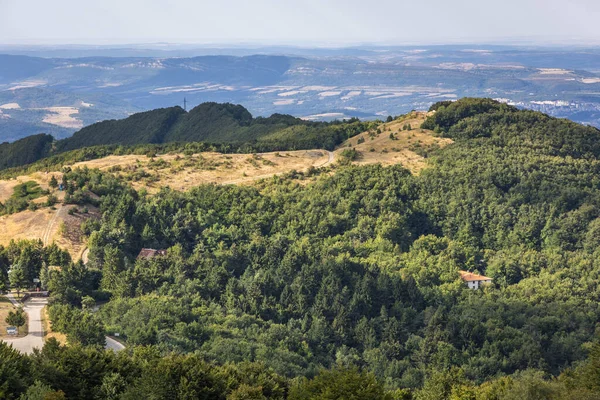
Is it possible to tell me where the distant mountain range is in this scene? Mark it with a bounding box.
[1,45,600,142]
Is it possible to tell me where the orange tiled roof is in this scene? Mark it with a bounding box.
[459,270,492,282]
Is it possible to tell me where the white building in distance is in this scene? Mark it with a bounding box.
[459,270,493,290]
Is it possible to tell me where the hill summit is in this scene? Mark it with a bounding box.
[0,102,367,171]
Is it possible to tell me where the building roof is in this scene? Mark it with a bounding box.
[137,248,167,259]
[459,270,493,282]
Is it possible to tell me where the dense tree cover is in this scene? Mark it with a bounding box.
[0,102,374,174]
[0,241,71,295]
[59,107,187,150]
[63,102,369,151]
[6,98,600,398]
[3,339,600,399]
[0,134,53,170]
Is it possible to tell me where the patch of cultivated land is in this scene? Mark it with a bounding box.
[41,107,83,129]
[336,112,453,174]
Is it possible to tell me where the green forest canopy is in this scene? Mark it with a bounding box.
[3,98,600,399]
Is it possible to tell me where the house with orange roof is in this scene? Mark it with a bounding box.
[459,270,493,290]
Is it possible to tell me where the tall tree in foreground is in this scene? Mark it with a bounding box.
[9,264,29,298]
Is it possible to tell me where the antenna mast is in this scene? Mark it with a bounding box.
[183,98,187,111]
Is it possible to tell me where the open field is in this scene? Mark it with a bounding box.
[0,208,56,244]
[0,172,62,203]
[0,296,28,338]
[70,149,333,192]
[41,106,83,129]
[0,203,97,259]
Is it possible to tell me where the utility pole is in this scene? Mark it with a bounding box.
[183,98,187,111]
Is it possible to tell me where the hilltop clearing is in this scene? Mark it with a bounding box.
[70,149,333,192]
[335,111,453,173]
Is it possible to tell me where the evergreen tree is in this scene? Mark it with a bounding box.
[49,175,58,189]
[5,307,26,330]
[9,265,29,297]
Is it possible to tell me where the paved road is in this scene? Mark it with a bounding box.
[2,295,46,354]
[105,336,125,351]
[1,294,125,353]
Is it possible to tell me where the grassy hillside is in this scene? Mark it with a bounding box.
[0,102,372,171]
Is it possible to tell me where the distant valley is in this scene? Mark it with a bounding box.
[2,45,600,142]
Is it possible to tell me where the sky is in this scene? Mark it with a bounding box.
[1,0,600,46]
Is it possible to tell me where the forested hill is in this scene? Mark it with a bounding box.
[58,102,345,151]
[423,98,600,157]
[0,133,53,170]
[6,98,600,397]
[0,102,368,171]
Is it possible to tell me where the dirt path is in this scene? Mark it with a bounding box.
[81,248,89,264]
[41,205,64,246]
[319,151,335,167]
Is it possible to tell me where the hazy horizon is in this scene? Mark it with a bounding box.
[2,0,600,46]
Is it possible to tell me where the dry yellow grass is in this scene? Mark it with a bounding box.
[0,203,93,260]
[0,296,28,338]
[41,306,67,345]
[335,112,453,174]
[71,150,332,192]
[0,180,20,203]
[0,172,63,203]
[0,208,55,244]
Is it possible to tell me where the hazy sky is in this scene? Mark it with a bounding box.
[1,0,599,45]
